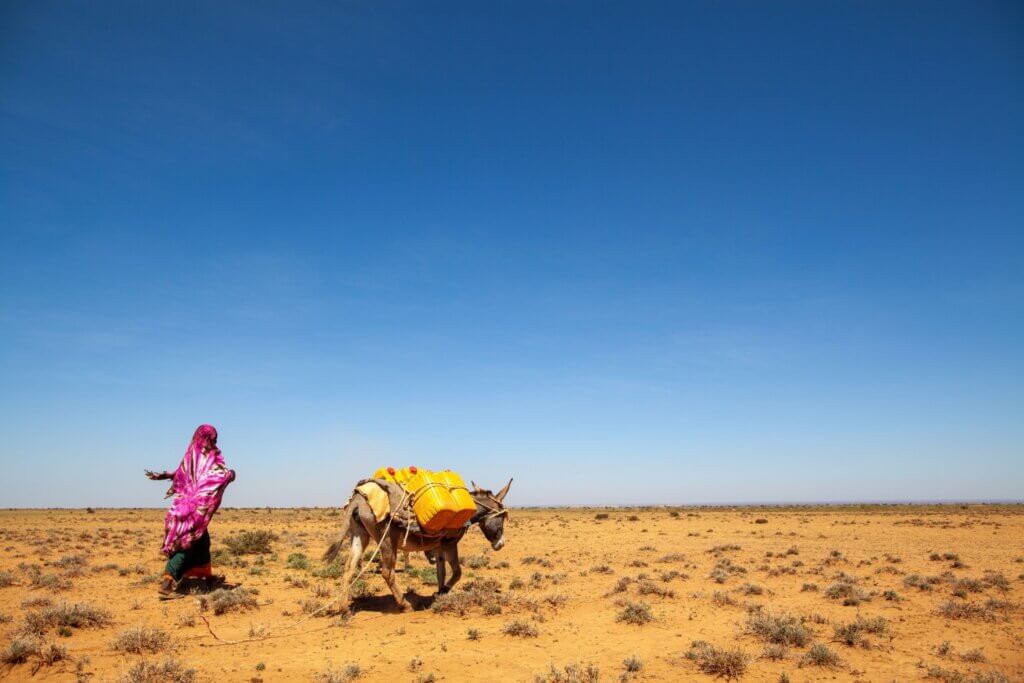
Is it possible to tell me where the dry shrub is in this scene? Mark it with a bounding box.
[1,635,39,664]
[685,640,749,679]
[744,610,810,646]
[937,600,996,621]
[21,596,53,609]
[432,580,505,616]
[657,553,686,563]
[534,662,600,682]
[30,573,72,591]
[711,591,737,607]
[23,601,112,635]
[616,601,654,625]
[314,663,363,682]
[832,616,888,646]
[637,580,674,598]
[824,581,870,605]
[34,641,67,669]
[196,587,259,615]
[502,620,539,637]
[119,658,197,683]
[0,570,14,587]
[800,643,841,668]
[924,665,1009,682]
[464,555,490,569]
[960,648,986,663]
[110,626,172,654]
[223,530,277,555]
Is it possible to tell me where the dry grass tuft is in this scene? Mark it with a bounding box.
[119,658,197,683]
[502,620,539,637]
[110,626,172,654]
[616,601,654,625]
[745,610,811,646]
[314,662,363,682]
[23,601,112,635]
[937,600,996,621]
[685,640,750,679]
[223,530,278,556]
[800,643,842,668]
[196,587,259,615]
[433,579,505,616]
[534,662,600,682]
[1,635,39,664]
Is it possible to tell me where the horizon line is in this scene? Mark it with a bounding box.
[3,499,1022,512]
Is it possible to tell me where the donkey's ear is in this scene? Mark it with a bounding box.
[471,480,481,493]
[495,478,513,503]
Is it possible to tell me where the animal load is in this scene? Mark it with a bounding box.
[371,466,476,533]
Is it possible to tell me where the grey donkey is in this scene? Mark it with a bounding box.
[323,478,512,613]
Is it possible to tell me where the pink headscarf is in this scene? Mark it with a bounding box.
[161,425,235,555]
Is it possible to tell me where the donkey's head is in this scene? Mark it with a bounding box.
[470,478,512,551]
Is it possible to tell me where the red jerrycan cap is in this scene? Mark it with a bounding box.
[387,467,396,475]
[409,466,418,474]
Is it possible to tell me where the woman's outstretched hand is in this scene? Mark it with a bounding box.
[145,469,170,481]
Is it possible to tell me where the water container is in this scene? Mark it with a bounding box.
[372,466,398,484]
[407,470,456,532]
[395,466,419,487]
[438,470,476,527]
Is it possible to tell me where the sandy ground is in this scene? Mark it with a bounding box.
[1,505,1022,682]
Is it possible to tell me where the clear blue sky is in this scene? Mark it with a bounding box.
[1,2,1021,507]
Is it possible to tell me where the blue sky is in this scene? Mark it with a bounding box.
[1,2,1021,507]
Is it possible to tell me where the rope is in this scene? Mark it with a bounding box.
[199,488,412,646]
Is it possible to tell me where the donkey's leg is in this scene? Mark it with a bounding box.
[378,532,411,612]
[443,543,462,593]
[434,547,447,595]
[337,528,367,614]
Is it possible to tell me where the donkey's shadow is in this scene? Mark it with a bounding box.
[350,590,434,613]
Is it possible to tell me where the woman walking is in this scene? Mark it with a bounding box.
[146,424,235,598]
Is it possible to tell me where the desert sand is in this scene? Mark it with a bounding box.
[1,505,1022,682]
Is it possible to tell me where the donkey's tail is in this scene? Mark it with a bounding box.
[323,500,355,564]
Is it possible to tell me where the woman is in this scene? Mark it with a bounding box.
[146,424,235,598]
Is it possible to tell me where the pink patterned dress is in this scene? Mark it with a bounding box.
[161,425,235,556]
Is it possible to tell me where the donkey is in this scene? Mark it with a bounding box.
[323,478,512,613]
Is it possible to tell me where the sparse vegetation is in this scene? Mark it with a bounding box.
[118,658,197,683]
[1,635,39,664]
[314,663,363,682]
[937,600,996,621]
[800,643,841,668]
[616,601,654,625]
[534,662,601,682]
[286,553,309,570]
[223,530,278,556]
[685,640,750,679]
[23,601,112,634]
[745,610,810,647]
[833,616,888,646]
[196,587,259,615]
[110,626,172,654]
[503,620,539,637]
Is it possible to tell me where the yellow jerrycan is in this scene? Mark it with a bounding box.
[438,470,476,528]
[372,466,399,484]
[395,466,419,487]
[407,469,457,532]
